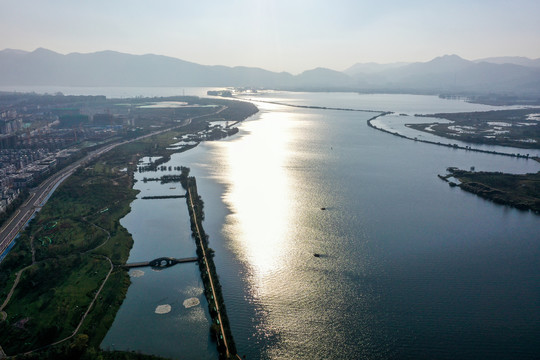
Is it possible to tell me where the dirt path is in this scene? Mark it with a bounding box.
[188,185,231,358]
[2,222,114,357]
[0,263,33,314]
[30,236,36,264]
[0,105,230,356]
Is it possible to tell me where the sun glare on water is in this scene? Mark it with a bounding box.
[221,112,294,285]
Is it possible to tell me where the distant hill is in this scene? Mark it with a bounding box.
[474,56,540,68]
[343,62,410,76]
[1,48,540,95]
[347,55,540,95]
[0,48,295,87]
[292,67,355,89]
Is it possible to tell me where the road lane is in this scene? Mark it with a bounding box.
[0,105,227,259]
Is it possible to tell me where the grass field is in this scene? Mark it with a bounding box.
[0,147,139,356]
[444,168,540,213]
[0,96,258,359]
[410,108,540,149]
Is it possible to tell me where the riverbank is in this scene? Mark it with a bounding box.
[114,91,540,360]
[440,168,540,214]
[0,96,258,359]
[411,108,540,150]
[183,175,237,359]
[0,148,146,357]
[368,114,540,215]
[242,98,383,113]
[367,115,534,159]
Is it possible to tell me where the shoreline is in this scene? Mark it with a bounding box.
[0,96,258,359]
[184,176,237,359]
[367,115,537,159]
[440,168,540,214]
[241,97,384,113]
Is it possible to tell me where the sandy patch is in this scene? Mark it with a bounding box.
[130,270,145,277]
[155,304,172,314]
[183,297,200,308]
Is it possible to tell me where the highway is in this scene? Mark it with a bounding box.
[0,105,227,258]
[0,143,115,255]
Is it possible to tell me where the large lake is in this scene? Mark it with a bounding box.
[16,87,539,359]
[173,92,540,359]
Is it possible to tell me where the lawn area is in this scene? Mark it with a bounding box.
[0,255,109,354]
[0,145,139,357]
[0,96,258,359]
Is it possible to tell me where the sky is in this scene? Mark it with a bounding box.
[2,0,540,74]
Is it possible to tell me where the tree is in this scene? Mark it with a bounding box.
[70,333,89,355]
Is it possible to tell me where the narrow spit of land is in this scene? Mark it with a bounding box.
[183,175,238,359]
[367,113,540,214]
[366,115,534,159]
[0,96,258,359]
[243,97,384,113]
[0,102,230,261]
[411,108,540,150]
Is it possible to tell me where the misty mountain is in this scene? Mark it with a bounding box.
[0,48,295,87]
[1,48,540,95]
[293,68,355,88]
[474,56,540,68]
[343,62,410,76]
[347,55,540,95]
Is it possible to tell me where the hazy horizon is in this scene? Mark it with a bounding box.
[2,0,540,74]
[4,47,539,75]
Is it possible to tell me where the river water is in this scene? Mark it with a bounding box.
[17,87,538,359]
[170,93,540,359]
[100,157,218,359]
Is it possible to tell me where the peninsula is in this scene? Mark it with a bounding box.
[440,167,540,214]
[0,93,258,359]
[409,108,540,150]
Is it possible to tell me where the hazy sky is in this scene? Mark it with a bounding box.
[2,0,540,74]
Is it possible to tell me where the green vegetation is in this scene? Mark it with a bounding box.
[410,109,540,149]
[184,176,237,359]
[0,95,258,359]
[442,168,540,213]
[367,114,534,159]
[129,96,257,135]
[5,343,170,360]
[1,256,109,350]
[0,147,139,357]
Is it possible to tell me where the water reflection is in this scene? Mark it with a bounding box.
[179,93,540,359]
[100,157,217,360]
[221,111,293,282]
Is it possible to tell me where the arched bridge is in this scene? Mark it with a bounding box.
[124,256,198,269]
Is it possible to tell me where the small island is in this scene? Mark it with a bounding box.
[368,108,540,216]
[441,167,540,214]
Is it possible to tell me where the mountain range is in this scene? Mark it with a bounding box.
[1,48,540,95]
